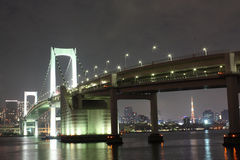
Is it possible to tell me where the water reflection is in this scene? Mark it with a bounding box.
[224,147,240,160]
[5,131,240,160]
[190,139,198,160]
[151,143,165,160]
[108,145,119,160]
[204,139,211,160]
[49,140,58,160]
[204,130,212,160]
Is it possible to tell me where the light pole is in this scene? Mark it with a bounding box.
[103,60,110,74]
[168,54,173,61]
[117,65,121,72]
[124,53,129,68]
[85,70,88,78]
[138,60,142,66]
[93,65,98,78]
[94,65,98,72]
[78,74,81,83]
[203,48,207,56]
[106,60,110,68]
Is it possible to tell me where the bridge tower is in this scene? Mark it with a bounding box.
[50,47,77,96]
[50,47,77,137]
[23,91,38,136]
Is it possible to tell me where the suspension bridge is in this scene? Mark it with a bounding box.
[22,47,240,145]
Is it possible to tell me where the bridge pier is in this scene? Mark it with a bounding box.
[35,120,38,137]
[23,121,27,136]
[224,75,240,146]
[50,106,57,137]
[107,89,123,144]
[148,92,163,143]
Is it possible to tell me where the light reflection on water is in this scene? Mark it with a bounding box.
[204,130,212,160]
[1,130,240,160]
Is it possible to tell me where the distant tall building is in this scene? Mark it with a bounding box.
[202,109,214,124]
[5,100,19,127]
[183,116,190,127]
[214,112,221,122]
[0,107,4,125]
[191,97,195,124]
[221,109,229,121]
[123,107,139,124]
[17,101,24,121]
[137,114,150,123]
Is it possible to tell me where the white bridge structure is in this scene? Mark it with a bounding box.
[23,47,77,137]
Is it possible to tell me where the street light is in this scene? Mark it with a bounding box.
[152,45,157,50]
[85,70,88,77]
[78,74,81,83]
[138,60,142,66]
[117,65,121,71]
[125,53,129,68]
[93,65,98,77]
[94,65,98,71]
[203,48,207,56]
[168,54,173,61]
[106,60,110,69]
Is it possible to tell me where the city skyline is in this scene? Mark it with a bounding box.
[118,88,227,121]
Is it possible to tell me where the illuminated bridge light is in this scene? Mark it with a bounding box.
[135,75,139,79]
[204,70,207,73]
[220,65,223,68]
[170,70,174,74]
[91,83,97,87]
[151,73,155,76]
[183,73,186,76]
[193,68,197,71]
[101,80,107,84]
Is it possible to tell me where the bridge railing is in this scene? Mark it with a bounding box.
[79,65,225,93]
[77,50,233,92]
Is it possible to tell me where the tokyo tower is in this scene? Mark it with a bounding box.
[191,97,195,124]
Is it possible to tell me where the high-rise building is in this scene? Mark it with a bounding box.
[0,107,4,126]
[123,106,134,124]
[17,101,24,121]
[137,114,150,123]
[183,116,190,127]
[202,109,214,124]
[5,100,19,127]
[221,109,228,121]
[191,97,195,124]
[214,112,221,122]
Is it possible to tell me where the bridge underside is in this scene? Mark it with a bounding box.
[26,101,60,121]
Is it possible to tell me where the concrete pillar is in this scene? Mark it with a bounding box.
[150,93,158,134]
[226,75,240,133]
[225,52,237,73]
[35,120,38,137]
[50,106,57,137]
[110,89,118,135]
[23,121,27,136]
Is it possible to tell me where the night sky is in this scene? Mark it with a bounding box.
[0,0,240,120]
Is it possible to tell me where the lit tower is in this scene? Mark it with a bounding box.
[191,97,195,124]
